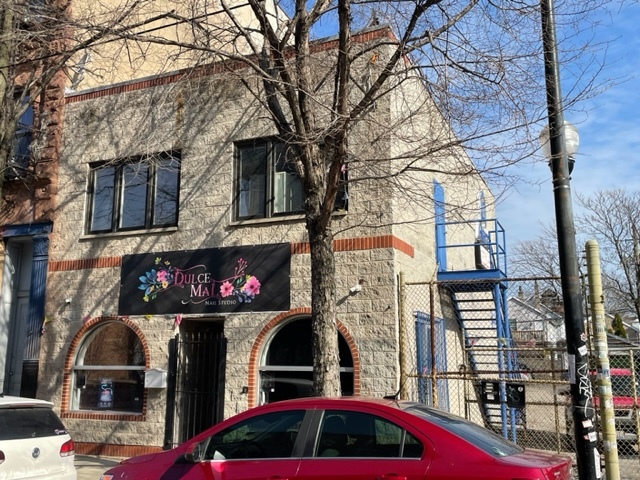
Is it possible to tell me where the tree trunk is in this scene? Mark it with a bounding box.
[305,148,341,398]
[308,218,341,397]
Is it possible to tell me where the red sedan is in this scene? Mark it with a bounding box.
[100,397,572,480]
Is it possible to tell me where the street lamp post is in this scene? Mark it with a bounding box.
[539,1,599,479]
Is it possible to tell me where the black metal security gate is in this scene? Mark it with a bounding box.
[164,320,226,448]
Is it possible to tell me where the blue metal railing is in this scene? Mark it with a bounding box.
[436,217,507,276]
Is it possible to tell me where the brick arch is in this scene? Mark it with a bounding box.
[248,308,361,408]
[61,316,151,421]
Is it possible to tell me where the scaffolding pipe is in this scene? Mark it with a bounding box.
[585,240,619,480]
[430,280,438,408]
[629,350,640,464]
[398,271,408,399]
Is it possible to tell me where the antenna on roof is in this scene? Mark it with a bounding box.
[368,11,380,26]
[67,51,90,91]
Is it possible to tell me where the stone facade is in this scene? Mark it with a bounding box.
[12,26,495,456]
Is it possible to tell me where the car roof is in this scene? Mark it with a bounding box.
[0,394,54,408]
[256,396,410,410]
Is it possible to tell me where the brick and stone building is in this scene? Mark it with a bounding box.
[1,9,492,456]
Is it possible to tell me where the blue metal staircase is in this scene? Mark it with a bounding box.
[434,211,523,441]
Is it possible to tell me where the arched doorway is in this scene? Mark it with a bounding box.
[258,318,354,404]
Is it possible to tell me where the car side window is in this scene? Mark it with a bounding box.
[203,410,305,460]
[316,410,423,458]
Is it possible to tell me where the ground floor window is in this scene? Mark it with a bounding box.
[259,318,354,404]
[70,321,146,413]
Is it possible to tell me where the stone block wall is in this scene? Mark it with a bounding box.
[36,30,490,454]
[39,61,416,452]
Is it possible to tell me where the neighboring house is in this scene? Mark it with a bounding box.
[508,293,568,376]
[1,9,493,457]
[508,296,565,348]
[622,318,640,343]
[606,330,640,356]
[0,4,69,399]
[508,294,640,375]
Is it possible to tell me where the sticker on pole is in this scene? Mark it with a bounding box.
[568,354,576,384]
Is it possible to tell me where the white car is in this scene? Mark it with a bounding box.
[0,394,76,480]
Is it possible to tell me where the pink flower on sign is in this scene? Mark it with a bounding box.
[220,281,234,297]
[242,276,261,296]
[157,270,167,282]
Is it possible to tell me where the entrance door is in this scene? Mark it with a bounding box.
[1,240,32,396]
[170,320,226,446]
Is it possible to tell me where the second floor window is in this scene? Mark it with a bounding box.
[88,152,181,234]
[10,97,34,172]
[236,139,304,219]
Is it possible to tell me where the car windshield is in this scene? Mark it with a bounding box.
[405,404,524,457]
[0,406,67,440]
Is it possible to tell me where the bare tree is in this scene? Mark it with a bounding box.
[511,222,562,279]
[512,188,640,324]
[0,0,177,206]
[576,188,640,321]
[19,0,613,396]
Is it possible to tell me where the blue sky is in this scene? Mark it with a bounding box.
[496,1,640,251]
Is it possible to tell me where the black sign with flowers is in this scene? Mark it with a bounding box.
[118,243,291,315]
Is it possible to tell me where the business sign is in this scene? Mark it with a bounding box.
[118,243,291,315]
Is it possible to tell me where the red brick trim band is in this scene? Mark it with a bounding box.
[49,256,121,272]
[66,27,395,105]
[49,235,413,273]
[291,235,414,258]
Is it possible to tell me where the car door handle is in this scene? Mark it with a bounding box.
[376,475,408,480]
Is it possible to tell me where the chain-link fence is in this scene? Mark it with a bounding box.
[399,275,640,479]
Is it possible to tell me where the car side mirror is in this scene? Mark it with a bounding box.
[179,442,204,464]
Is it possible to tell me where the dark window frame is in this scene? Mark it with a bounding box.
[18,0,50,29]
[87,151,181,234]
[234,138,349,221]
[234,138,305,220]
[259,318,354,405]
[6,94,34,177]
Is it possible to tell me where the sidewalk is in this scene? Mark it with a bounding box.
[75,455,124,480]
